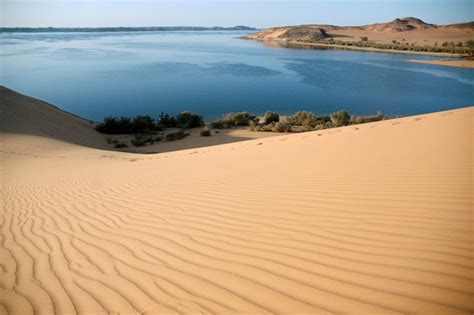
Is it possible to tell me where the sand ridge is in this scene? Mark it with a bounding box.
[1,89,474,314]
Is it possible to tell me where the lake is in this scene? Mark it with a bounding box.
[1,30,473,120]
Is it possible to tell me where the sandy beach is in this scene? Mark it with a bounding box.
[1,87,474,314]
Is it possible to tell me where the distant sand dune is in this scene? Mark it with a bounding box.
[1,87,473,314]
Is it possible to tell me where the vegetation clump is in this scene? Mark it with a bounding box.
[158,111,177,128]
[176,112,204,129]
[131,134,163,147]
[211,112,258,128]
[350,112,386,124]
[251,109,385,133]
[200,127,211,137]
[114,142,128,148]
[96,115,160,134]
[264,111,280,124]
[98,108,388,150]
[330,110,351,127]
[287,111,316,127]
[272,121,292,132]
[165,131,189,141]
[97,111,204,135]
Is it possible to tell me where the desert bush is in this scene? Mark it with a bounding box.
[114,142,128,148]
[96,115,159,134]
[287,111,315,127]
[211,112,257,128]
[350,111,385,124]
[249,120,259,131]
[96,116,132,134]
[360,36,368,42]
[165,131,188,141]
[200,128,211,137]
[224,112,258,126]
[158,112,177,128]
[330,110,350,127]
[131,134,163,147]
[130,115,156,133]
[264,111,280,124]
[313,115,331,125]
[176,112,204,129]
[272,121,293,132]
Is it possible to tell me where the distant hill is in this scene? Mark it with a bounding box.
[363,17,436,32]
[0,26,256,33]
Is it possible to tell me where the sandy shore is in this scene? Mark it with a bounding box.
[1,87,474,314]
[407,59,474,68]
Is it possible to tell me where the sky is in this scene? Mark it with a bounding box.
[1,0,473,28]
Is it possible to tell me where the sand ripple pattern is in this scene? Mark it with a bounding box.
[1,108,473,314]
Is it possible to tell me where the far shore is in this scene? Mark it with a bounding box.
[248,38,468,58]
[406,58,474,68]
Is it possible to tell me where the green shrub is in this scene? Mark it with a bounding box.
[176,112,204,129]
[200,128,211,137]
[264,111,280,124]
[330,110,350,127]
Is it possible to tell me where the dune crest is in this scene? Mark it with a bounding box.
[1,88,473,314]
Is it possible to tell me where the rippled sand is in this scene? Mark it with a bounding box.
[1,87,473,314]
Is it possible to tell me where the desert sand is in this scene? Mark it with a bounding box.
[1,87,474,314]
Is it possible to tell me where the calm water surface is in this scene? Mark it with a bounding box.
[1,31,473,120]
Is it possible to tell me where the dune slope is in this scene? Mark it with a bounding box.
[0,86,110,150]
[1,91,473,314]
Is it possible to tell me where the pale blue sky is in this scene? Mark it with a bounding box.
[1,0,472,28]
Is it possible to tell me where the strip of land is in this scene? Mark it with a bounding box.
[407,59,474,68]
[1,86,473,314]
[243,17,474,59]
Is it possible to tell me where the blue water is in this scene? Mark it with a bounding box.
[1,31,473,120]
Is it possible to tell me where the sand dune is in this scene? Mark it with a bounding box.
[1,88,473,314]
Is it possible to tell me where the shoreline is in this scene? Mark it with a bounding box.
[244,37,468,58]
[406,58,474,68]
